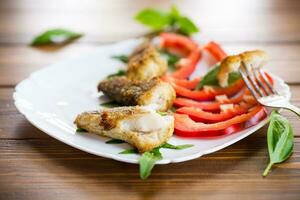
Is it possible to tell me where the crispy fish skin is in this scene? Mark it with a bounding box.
[127,41,167,80]
[98,77,176,111]
[217,50,268,87]
[74,106,174,152]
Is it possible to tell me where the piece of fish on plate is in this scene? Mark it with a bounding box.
[217,50,268,87]
[75,106,174,152]
[98,77,175,111]
[127,40,167,80]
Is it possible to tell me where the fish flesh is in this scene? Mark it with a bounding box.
[98,77,175,111]
[75,106,174,152]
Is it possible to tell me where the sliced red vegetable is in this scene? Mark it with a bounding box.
[172,79,245,101]
[160,32,198,54]
[173,90,245,111]
[161,76,200,89]
[172,47,202,79]
[176,104,248,123]
[204,41,227,61]
[174,106,265,137]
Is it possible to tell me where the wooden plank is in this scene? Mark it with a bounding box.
[0,43,300,86]
[0,0,299,44]
[1,86,300,140]
[0,137,299,200]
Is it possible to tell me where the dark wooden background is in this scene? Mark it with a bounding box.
[0,0,299,199]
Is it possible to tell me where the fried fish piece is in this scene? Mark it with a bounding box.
[98,77,175,111]
[127,41,167,80]
[75,106,174,152]
[217,50,268,87]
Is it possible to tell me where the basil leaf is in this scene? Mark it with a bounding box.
[107,69,126,78]
[263,111,294,176]
[195,64,241,90]
[160,143,194,150]
[157,111,168,116]
[170,106,177,113]
[76,127,87,132]
[119,149,138,154]
[31,28,83,46]
[195,64,220,90]
[111,55,129,63]
[176,16,199,36]
[135,9,172,30]
[100,101,121,108]
[134,6,199,36]
[139,148,162,179]
[159,50,181,71]
[106,139,125,144]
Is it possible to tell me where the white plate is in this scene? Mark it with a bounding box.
[13,38,291,164]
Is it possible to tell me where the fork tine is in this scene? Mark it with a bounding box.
[252,67,270,95]
[241,62,264,97]
[239,68,260,99]
[258,69,277,95]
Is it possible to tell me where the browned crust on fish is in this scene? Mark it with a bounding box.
[127,41,167,80]
[74,107,174,152]
[98,77,175,111]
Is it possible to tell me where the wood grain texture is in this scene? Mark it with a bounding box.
[0,0,300,199]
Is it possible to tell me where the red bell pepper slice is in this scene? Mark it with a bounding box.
[173,90,245,111]
[172,79,245,101]
[171,47,202,79]
[161,76,201,89]
[176,104,248,123]
[160,32,198,54]
[174,106,266,137]
[204,41,227,61]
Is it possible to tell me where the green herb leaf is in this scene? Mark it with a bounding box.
[100,101,121,108]
[195,64,220,90]
[176,16,199,35]
[160,143,194,150]
[263,111,294,177]
[119,149,138,154]
[31,28,83,46]
[159,50,181,71]
[107,69,126,78]
[195,64,241,90]
[106,139,125,144]
[156,111,168,116]
[134,6,199,36]
[76,127,87,132]
[135,9,172,30]
[111,55,129,63]
[139,148,162,179]
[170,106,177,113]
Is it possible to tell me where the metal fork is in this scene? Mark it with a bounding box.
[239,62,300,117]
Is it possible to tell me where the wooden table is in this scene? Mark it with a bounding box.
[0,0,299,199]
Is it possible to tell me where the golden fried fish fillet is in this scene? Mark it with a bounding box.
[217,50,268,87]
[75,106,174,152]
[98,77,175,111]
[127,41,167,80]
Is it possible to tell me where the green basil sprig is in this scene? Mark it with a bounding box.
[106,139,125,144]
[139,148,162,179]
[263,111,294,176]
[100,101,122,108]
[107,69,126,78]
[31,28,83,46]
[195,64,241,90]
[111,55,129,63]
[135,5,199,36]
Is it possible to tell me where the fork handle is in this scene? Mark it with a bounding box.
[284,102,300,117]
